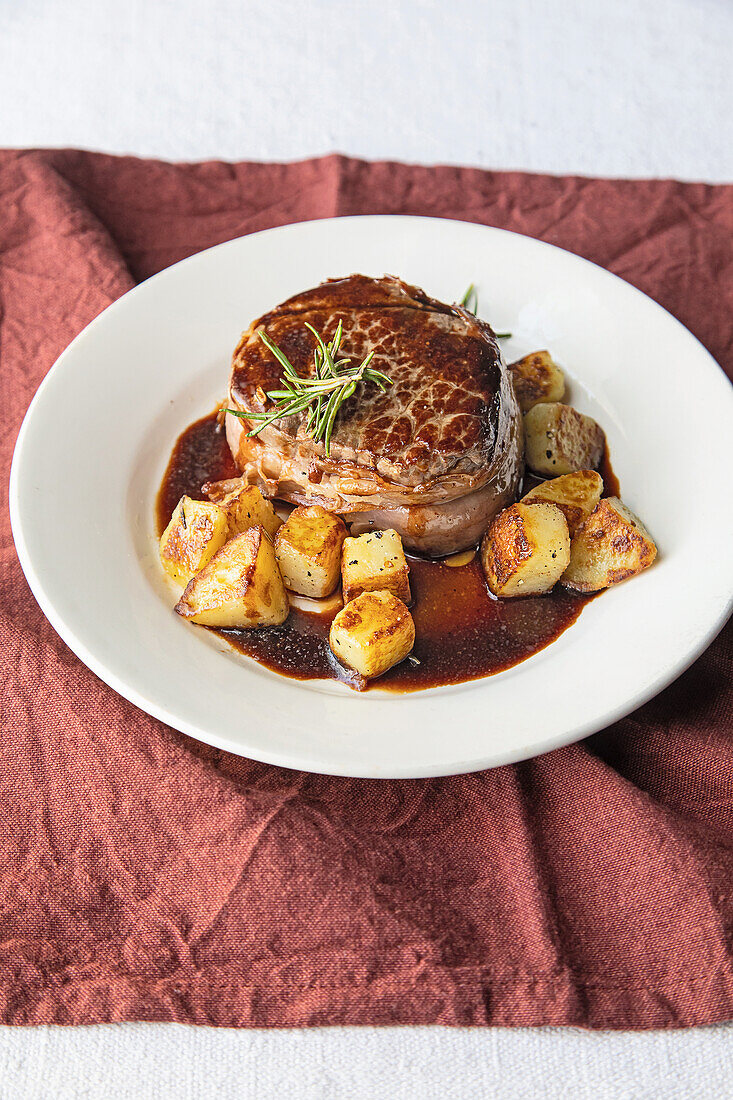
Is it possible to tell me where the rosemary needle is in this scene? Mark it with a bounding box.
[459,284,512,339]
[460,283,479,315]
[227,325,392,457]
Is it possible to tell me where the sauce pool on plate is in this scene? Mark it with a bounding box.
[157,412,607,692]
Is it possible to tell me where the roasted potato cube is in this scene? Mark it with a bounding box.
[524,402,605,477]
[521,470,603,534]
[341,529,411,604]
[287,590,344,616]
[509,350,566,411]
[481,502,570,598]
[159,496,229,585]
[329,590,415,679]
[561,497,657,592]
[218,483,281,541]
[274,505,347,597]
[175,526,289,627]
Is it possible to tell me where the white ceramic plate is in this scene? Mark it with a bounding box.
[10,216,733,778]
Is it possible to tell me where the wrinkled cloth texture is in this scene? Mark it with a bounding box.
[1,150,732,1030]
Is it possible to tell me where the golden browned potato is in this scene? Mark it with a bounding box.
[561,497,657,592]
[481,502,570,598]
[521,470,603,534]
[341,529,411,605]
[509,350,566,412]
[329,590,415,679]
[218,483,281,541]
[524,402,605,477]
[159,496,229,585]
[274,505,347,598]
[175,526,289,627]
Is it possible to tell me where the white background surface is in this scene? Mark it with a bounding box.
[1,0,732,180]
[1,0,731,1097]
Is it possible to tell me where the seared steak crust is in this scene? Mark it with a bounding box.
[226,275,523,555]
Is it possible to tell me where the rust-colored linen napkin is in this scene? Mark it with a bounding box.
[2,150,732,1029]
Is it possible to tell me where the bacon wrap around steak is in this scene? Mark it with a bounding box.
[225,275,523,556]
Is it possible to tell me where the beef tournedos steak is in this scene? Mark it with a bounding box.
[225,274,523,556]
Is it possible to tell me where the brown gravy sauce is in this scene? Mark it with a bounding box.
[157,412,614,692]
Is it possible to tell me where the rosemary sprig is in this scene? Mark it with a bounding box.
[227,325,392,456]
[460,284,512,339]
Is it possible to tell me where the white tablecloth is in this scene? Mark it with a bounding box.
[1,1,731,1096]
[1,1023,731,1099]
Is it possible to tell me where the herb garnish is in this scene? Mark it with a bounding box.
[460,283,479,315]
[460,284,512,340]
[227,323,392,457]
